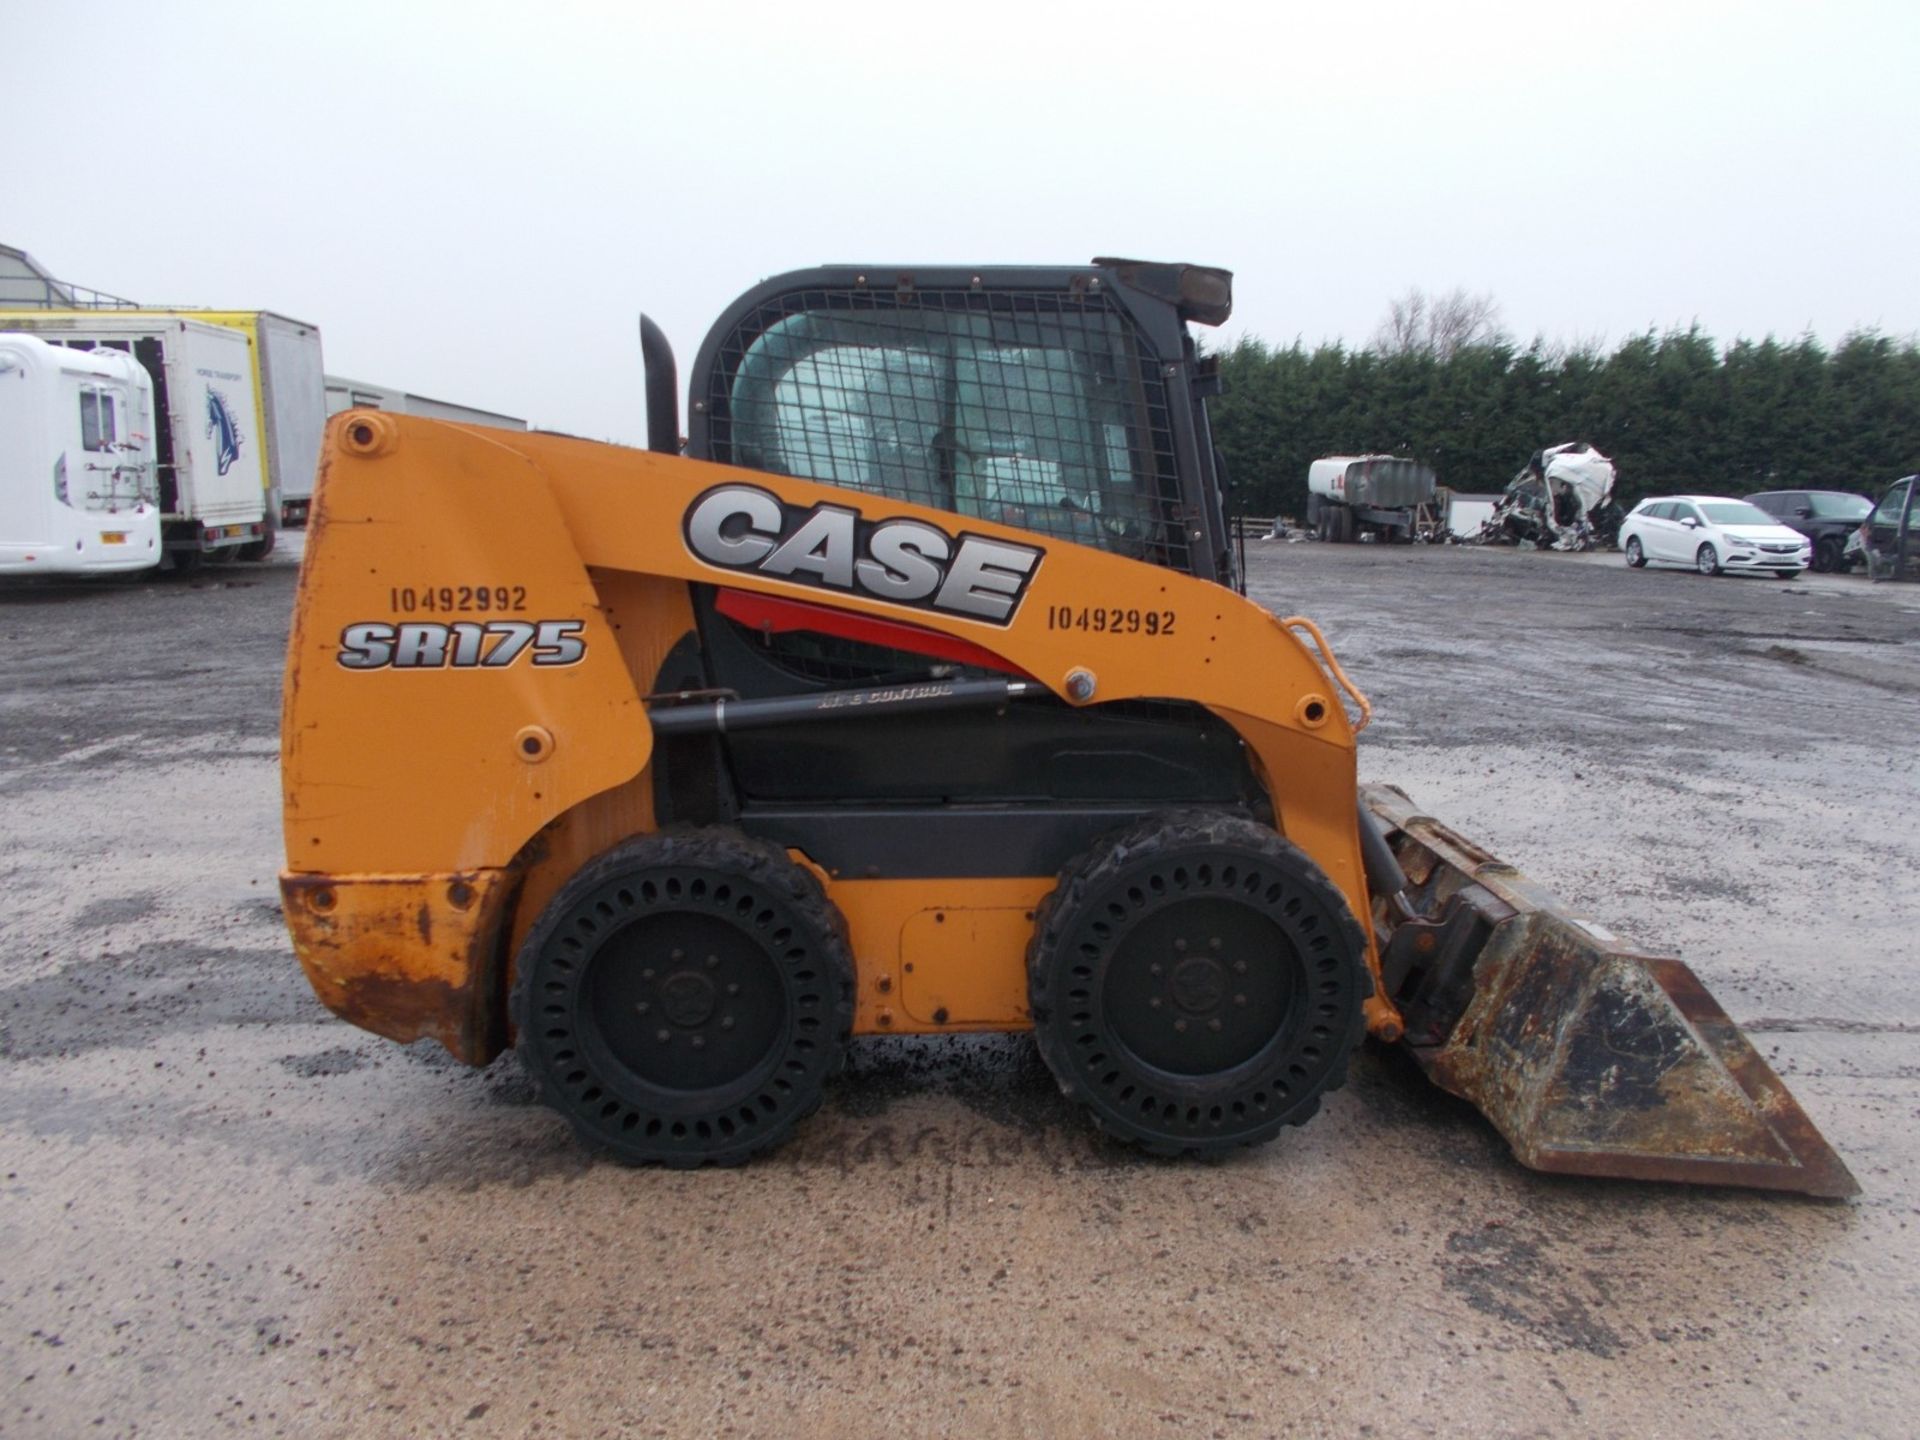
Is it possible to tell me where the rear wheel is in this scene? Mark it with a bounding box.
[1027,811,1370,1156]
[511,830,853,1166]
[1624,536,1646,568]
[1695,543,1721,576]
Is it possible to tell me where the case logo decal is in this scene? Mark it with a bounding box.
[683,482,1043,625]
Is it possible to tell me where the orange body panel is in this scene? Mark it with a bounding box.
[282,413,1398,1059]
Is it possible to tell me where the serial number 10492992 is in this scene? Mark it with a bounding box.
[389,584,527,614]
[1045,605,1176,636]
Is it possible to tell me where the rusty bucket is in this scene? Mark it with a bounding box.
[1362,784,1858,1199]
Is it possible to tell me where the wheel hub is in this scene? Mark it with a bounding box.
[585,916,784,1093]
[1169,954,1227,1014]
[1104,902,1295,1077]
[659,969,718,1027]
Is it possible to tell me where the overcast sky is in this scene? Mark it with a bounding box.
[6,0,1916,440]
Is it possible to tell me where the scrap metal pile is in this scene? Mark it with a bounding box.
[1478,441,1624,550]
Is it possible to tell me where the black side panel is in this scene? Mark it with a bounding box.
[646,591,1267,877]
[692,586,1256,809]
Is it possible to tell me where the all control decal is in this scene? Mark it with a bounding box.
[336,620,587,670]
[683,482,1043,625]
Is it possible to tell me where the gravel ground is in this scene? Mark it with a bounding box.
[2,536,1916,1438]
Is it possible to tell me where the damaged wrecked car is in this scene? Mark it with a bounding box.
[1477,441,1624,551]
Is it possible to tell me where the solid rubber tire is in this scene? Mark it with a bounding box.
[1027,810,1370,1157]
[511,828,853,1167]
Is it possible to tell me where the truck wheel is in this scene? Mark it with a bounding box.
[510,829,853,1167]
[238,530,277,563]
[1027,811,1369,1156]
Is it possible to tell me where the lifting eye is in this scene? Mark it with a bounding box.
[1295,694,1331,729]
[339,411,399,457]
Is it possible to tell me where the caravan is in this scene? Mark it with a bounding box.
[0,334,160,575]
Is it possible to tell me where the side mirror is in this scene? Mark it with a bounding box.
[1681,517,1700,528]
[1793,507,1812,518]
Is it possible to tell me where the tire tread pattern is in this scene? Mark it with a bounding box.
[510,828,854,1168]
[1027,809,1370,1158]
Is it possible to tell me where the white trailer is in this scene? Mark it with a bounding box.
[325,375,527,431]
[197,312,327,528]
[0,313,274,567]
[0,334,162,576]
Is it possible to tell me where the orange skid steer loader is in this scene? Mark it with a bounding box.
[280,261,1854,1195]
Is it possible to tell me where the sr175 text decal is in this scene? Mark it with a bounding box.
[684,482,1043,625]
[336,620,586,670]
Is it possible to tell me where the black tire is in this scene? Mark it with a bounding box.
[1775,569,1799,580]
[237,529,277,563]
[1695,542,1721,576]
[1027,810,1370,1157]
[1814,536,1842,573]
[511,829,853,1167]
[1624,535,1646,568]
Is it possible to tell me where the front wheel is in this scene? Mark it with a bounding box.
[1624,536,1646,568]
[1814,536,1843,573]
[1774,569,1800,581]
[1027,811,1370,1156]
[1695,543,1721,576]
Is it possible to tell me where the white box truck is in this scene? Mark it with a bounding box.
[0,333,162,576]
[197,312,327,528]
[0,311,301,566]
[324,374,527,432]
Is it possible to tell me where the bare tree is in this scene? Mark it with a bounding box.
[1372,286,1506,358]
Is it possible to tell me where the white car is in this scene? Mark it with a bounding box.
[1619,495,1811,578]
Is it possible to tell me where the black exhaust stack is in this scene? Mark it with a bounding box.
[639,314,679,455]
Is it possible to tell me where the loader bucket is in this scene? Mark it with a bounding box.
[1362,784,1858,1198]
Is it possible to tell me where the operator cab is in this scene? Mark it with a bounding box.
[639,261,1261,876]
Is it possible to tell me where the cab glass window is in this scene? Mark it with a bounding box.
[724,305,1178,559]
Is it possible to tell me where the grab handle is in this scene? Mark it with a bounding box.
[1278,615,1373,734]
